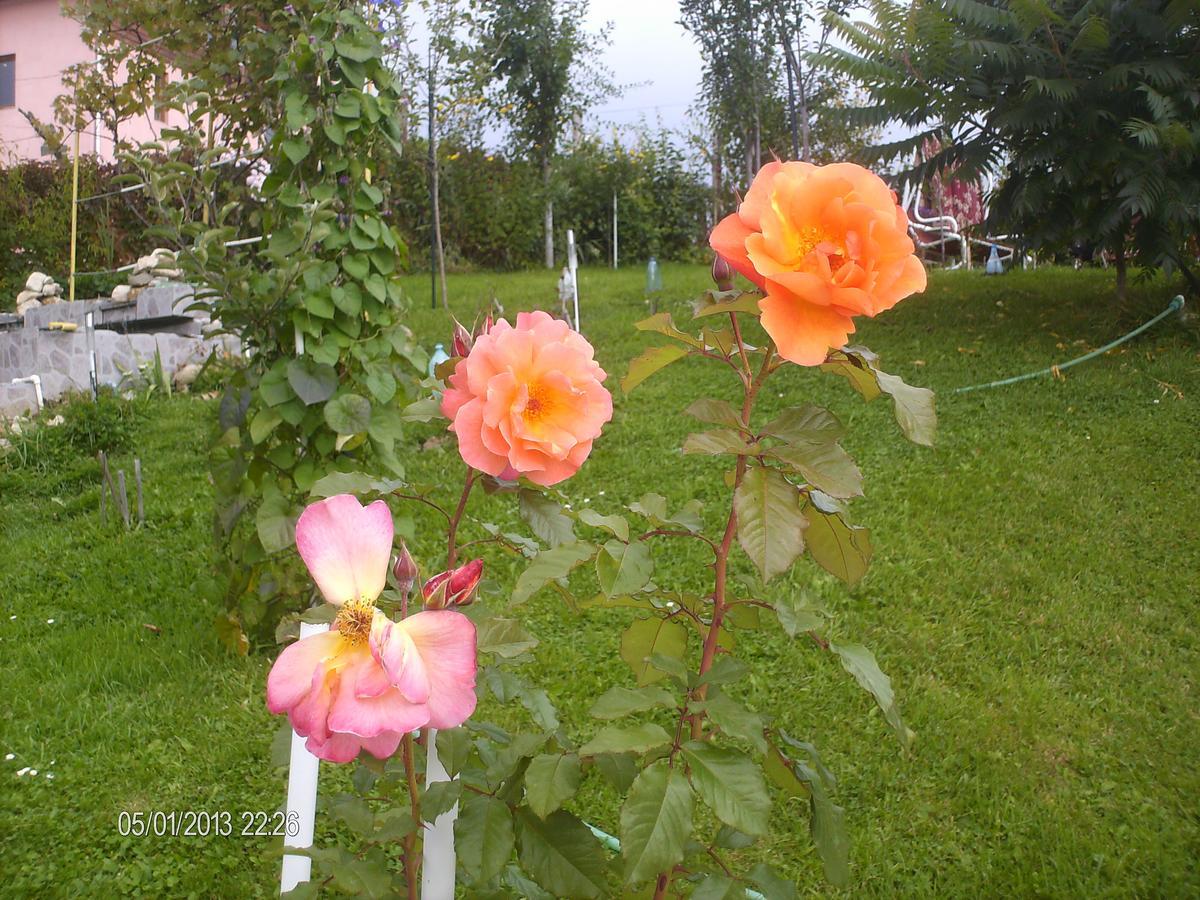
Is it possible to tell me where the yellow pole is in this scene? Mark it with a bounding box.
[69,114,81,303]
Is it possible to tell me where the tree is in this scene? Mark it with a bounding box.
[816,0,1200,302]
[471,0,616,267]
[680,0,877,221]
[680,0,780,208]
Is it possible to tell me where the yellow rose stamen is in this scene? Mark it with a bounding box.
[524,382,554,421]
[334,597,375,646]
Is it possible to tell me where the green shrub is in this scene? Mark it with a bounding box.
[57,389,139,455]
[0,159,155,309]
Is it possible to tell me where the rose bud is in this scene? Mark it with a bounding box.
[422,558,484,610]
[711,253,735,291]
[474,313,494,341]
[392,541,418,595]
[451,319,473,358]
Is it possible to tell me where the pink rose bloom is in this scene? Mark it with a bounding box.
[266,495,478,763]
[441,310,613,486]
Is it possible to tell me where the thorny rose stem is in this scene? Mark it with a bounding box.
[653,329,774,900]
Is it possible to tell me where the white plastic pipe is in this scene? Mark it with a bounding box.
[420,729,458,900]
[11,375,43,411]
[85,312,98,397]
[280,621,328,894]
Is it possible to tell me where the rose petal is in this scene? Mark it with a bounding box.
[370,614,433,704]
[295,495,393,605]
[760,289,856,367]
[399,610,478,729]
[306,731,364,764]
[266,630,343,713]
[710,213,762,289]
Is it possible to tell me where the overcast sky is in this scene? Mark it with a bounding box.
[407,0,892,150]
[581,0,705,138]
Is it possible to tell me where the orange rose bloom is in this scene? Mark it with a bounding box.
[710,161,927,366]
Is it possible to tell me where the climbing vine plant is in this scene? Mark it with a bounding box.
[121,2,423,649]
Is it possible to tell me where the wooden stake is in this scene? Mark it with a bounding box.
[98,452,108,523]
[116,469,130,529]
[98,451,119,516]
[133,458,144,526]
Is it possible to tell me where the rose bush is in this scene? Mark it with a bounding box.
[265,160,934,897]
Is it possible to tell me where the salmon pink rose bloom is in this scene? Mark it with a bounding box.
[266,495,478,763]
[710,161,927,366]
[441,310,613,486]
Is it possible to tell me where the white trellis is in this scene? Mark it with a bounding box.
[279,621,459,898]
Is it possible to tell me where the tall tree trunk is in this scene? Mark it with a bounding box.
[783,28,799,160]
[752,97,762,172]
[780,26,811,163]
[432,161,448,309]
[543,157,554,268]
[795,35,811,164]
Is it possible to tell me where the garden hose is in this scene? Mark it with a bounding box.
[953,295,1185,394]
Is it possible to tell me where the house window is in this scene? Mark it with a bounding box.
[0,56,15,109]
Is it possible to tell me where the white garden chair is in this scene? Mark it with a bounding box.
[901,182,1023,270]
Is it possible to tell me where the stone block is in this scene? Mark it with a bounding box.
[23,300,104,332]
[25,272,53,293]
[0,382,37,418]
[136,282,201,319]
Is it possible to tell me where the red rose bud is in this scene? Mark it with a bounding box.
[451,319,473,358]
[711,253,735,291]
[392,541,418,595]
[474,314,493,340]
[422,558,484,609]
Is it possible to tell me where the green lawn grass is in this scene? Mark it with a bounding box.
[1,265,1197,897]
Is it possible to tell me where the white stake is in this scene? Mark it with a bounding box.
[566,228,580,331]
[612,192,618,270]
[280,621,327,894]
[420,729,458,900]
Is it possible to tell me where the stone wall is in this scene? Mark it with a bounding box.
[0,282,240,418]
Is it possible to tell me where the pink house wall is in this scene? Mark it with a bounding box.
[0,0,189,164]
